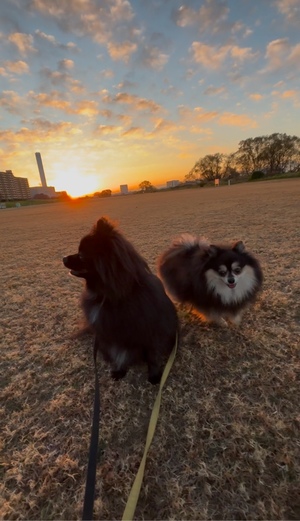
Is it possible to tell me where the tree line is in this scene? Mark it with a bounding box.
[186,133,300,182]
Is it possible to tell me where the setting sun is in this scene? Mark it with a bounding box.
[52,167,100,198]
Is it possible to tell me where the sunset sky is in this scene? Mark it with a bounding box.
[1,0,300,196]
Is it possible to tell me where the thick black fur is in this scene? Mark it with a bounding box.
[158,235,263,324]
[63,217,178,384]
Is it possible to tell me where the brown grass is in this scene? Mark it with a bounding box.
[1,179,300,520]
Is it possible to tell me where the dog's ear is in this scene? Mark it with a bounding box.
[232,241,245,253]
[95,217,115,237]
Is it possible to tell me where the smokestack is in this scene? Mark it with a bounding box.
[35,152,47,187]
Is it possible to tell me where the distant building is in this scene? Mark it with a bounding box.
[166,180,180,188]
[0,170,30,200]
[120,184,129,195]
[29,186,57,198]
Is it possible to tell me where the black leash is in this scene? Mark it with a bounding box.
[82,337,100,521]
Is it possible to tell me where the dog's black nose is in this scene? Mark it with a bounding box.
[228,276,235,284]
[63,256,68,266]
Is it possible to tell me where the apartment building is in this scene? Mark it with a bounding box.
[0,170,31,200]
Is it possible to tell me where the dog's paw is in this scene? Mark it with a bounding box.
[148,372,162,385]
[111,369,127,381]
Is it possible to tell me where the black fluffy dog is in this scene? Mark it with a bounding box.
[63,217,178,384]
[158,234,263,326]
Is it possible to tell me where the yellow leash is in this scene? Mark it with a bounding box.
[122,332,178,521]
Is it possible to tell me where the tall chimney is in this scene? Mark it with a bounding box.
[35,152,47,187]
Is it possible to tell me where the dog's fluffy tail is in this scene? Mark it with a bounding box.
[171,233,210,251]
[160,234,211,263]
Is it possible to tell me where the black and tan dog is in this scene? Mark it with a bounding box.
[158,233,263,326]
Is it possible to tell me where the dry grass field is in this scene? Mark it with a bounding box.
[1,179,300,520]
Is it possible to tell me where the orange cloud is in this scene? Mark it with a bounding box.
[263,38,300,72]
[249,93,264,101]
[173,2,229,33]
[178,105,218,123]
[190,42,256,69]
[218,112,257,127]
[28,91,99,116]
[8,32,36,55]
[30,92,73,113]
[107,41,137,62]
[103,92,163,113]
[281,89,298,98]
[4,60,29,75]
[95,125,120,135]
[75,100,99,116]
[58,59,74,70]
[151,118,180,134]
[276,0,300,26]
[140,45,169,70]
[0,120,75,144]
[34,29,79,51]
[271,88,300,106]
[122,127,145,138]
[0,90,24,114]
[30,0,136,47]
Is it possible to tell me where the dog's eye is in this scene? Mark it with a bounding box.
[233,267,242,274]
[218,270,227,277]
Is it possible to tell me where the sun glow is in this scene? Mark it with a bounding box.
[52,166,100,198]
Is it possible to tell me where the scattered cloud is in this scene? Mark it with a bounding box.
[100,69,114,79]
[276,0,300,26]
[190,42,257,69]
[272,88,300,106]
[249,93,264,101]
[263,38,300,72]
[75,100,99,116]
[178,105,218,124]
[107,41,137,62]
[161,85,183,97]
[218,112,257,127]
[173,0,229,33]
[114,80,137,90]
[95,124,120,136]
[3,60,29,75]
[34,29,79,51]
[151,118,179,134]
[281,89,299,98]
[28,91,99,116]
[58,59,74,71]
[231,21,253,39]
[0,90,24,114]
[203,85,226,96]
[140,45,169,70]
[39,61,84,92]
[28,0,137,46]
[102,91,163,113]
[122,126,145,138]
[0,120,76,145]
[8,32,36,55]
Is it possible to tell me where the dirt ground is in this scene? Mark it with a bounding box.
[1,179,299,520]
